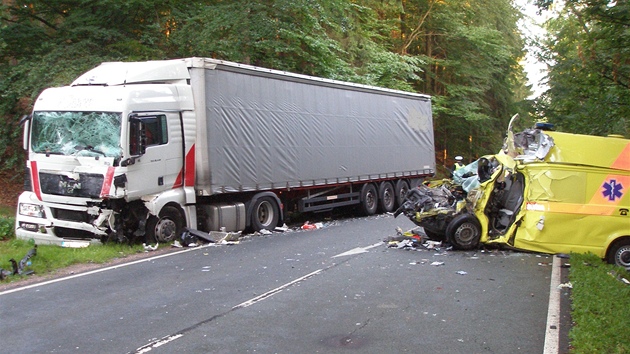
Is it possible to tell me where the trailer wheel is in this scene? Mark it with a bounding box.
[446,214,481,250]
[251,196,280,232]
[360,183,378,216]
[146,206,184,244]
[394,180,409,208]
[378,181,396,213]
[607,238,630,271]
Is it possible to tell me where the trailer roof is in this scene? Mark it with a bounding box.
[185,57,431,101]
[71,57,431,101]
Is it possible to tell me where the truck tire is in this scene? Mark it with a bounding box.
[378,181,396,213]
[360,183,378,216]
[606,238,630,270]
[146,205,184,244]
[394,179,410,208]
[446,213,481,250]
[251,196,280,232]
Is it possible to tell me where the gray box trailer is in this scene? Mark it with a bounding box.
[190,58,434,200]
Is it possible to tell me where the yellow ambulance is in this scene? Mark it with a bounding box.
[397,117,630,269]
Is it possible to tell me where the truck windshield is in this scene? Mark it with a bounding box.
[31,111,122,158]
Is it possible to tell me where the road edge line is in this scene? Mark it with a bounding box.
[0,245,212,296]
[543,254,561,354]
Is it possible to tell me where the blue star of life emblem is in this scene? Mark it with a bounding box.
[602,179,624,202]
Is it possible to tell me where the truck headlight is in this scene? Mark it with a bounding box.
[19,203,46,218]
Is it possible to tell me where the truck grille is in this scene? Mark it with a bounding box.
[51,208,90,223]
[39,172,104,198]
[54,227,96,239]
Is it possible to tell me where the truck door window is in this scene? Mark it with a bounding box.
[129,115,168,155]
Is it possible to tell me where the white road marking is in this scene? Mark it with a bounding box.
[135,333,184,353]
[332,242,382,258]
[233,269,323,309]
[543,255,562,354]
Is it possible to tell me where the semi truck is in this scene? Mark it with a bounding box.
[16,57,435,247]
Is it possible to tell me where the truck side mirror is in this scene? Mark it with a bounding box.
[129,117,147,156]
[20,115,31,151]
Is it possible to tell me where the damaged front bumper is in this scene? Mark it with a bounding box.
[15,191,109,247]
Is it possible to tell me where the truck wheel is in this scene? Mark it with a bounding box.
[378,181,396,213]
[251,196,279,232]
[446,214,481,250]
[607,238,630,270]
[394,180,409,208]
[360,183,378,216]
[146,206,184,244]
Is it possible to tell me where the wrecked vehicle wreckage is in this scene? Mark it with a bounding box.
[394,154,522,250]
[395,116,630,269]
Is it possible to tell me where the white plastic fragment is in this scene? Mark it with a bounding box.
[423,241,442,249]
[558,282,573,289]
[142,243,159,251]
[430,261,444,266]
[456,270,468,275]
[171,240,183,248]
[275,224,289,232]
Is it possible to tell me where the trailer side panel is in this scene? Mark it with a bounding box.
[195,63,434,194]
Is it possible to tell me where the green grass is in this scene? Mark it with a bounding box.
[0,226,145,284]
[568,253,630,353]
[0,205,14,217]
[0,215,14,241]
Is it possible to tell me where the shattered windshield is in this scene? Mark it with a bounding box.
[31,112,122,158]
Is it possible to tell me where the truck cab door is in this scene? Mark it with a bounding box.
[124,114,182,199]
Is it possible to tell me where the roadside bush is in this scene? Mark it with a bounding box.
[0,216,15,241]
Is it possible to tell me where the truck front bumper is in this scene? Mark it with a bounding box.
[15,192,106,247]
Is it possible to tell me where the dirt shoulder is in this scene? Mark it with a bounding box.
[0,170,23,210]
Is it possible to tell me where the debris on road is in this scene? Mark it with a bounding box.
[0,245,37,280]
[558,282,573,289]
[301,221,324,230]
[384,226,451,253]
[142,243,159,252]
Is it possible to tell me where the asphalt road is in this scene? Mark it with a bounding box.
[1,214,556,353]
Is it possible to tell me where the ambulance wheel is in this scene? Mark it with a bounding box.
[360,183,378,216]
[251,196,279,232]
[146,206,184,243]
[394,180,409,208]
[446,214,481,250]
[378,181,396,213]
[607,238,630,271]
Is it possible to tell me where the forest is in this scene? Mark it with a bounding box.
[0,0,628,177]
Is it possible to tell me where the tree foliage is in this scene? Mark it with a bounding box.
[391,0,527,161]
[536,0,630,136]
[0,0,529,174]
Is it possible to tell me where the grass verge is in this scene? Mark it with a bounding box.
[0,215,145,284]
[568,253,630,353]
